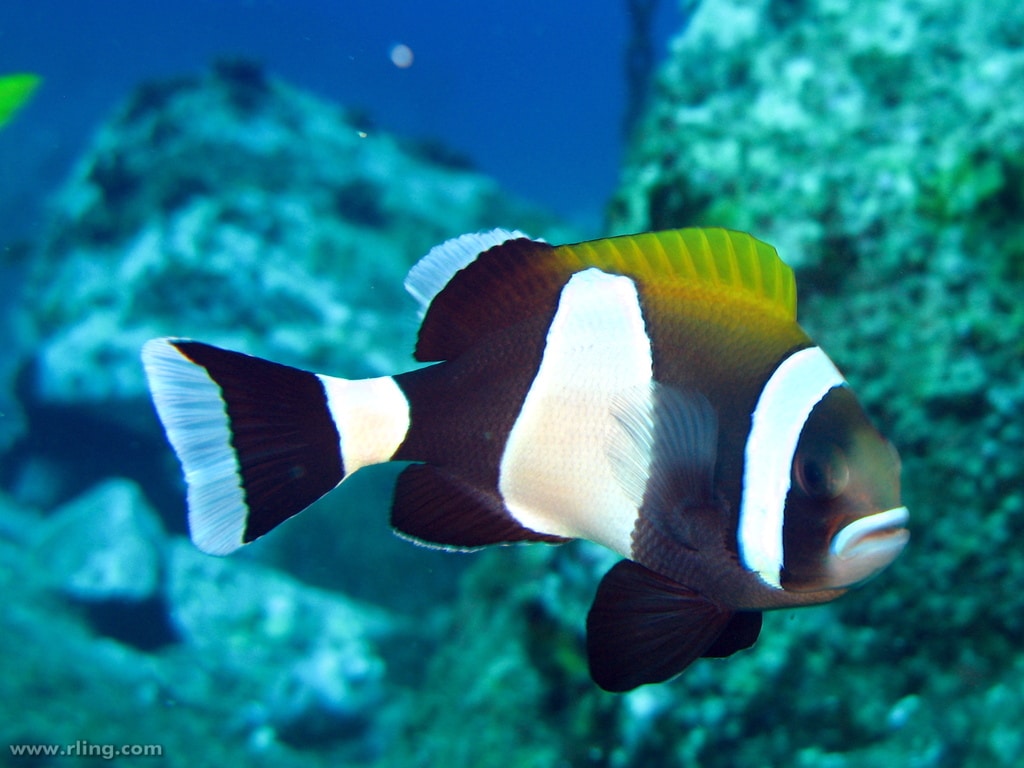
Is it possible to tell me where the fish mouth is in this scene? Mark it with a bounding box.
[824,506,909,588]
[831,506,910,559]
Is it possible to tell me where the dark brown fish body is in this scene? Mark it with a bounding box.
[143,228,908,691]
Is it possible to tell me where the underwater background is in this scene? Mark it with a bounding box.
[1,0,1022,765]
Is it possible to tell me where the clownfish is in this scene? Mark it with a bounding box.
[142,228,908,692]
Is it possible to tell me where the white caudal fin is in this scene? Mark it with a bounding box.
[141,339,408,554]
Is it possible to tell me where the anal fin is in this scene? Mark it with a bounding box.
[391,464,569,549]
[586,559,739,692]
[702,611,762,658]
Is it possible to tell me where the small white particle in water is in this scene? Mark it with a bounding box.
[390,43,414,68]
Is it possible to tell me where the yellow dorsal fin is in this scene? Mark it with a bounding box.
[412,228,797,362]
[554,228,796,321]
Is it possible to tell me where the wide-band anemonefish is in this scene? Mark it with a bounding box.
[141,227,909,692]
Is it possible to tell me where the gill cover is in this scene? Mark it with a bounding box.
[781,386,908,591]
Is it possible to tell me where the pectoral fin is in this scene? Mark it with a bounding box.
[608,382,723,561]
[586,559,737,692]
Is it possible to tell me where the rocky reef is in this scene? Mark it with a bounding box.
[1,480,393,766]
[603,0,1024,764]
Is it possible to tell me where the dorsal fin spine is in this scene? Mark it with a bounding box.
[729,229,764,296]
[661,230,691,278]
[552,228,795,320]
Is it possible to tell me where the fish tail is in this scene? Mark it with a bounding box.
[141,338,410,554]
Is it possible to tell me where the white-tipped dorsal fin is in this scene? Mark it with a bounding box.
[404,228,534,313]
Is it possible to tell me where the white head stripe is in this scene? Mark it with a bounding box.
[738,346,846,588]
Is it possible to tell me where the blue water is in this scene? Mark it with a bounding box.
[0,0,680,238]
[4,1,1021,764]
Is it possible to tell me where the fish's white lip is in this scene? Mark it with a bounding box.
[831,506,909,560]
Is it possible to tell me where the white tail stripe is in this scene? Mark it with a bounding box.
[141,339,248,555]
[318,374,411,474]
[739,346,846,588]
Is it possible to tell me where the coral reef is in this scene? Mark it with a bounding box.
[34,478,164,604]
[604,0,1024,763]
[610,0,1024,277]
[1,482,396,766]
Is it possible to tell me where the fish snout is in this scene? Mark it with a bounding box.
[823,506,909,588]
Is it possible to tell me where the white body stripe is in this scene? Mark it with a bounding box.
[141,339,248,555]
[739,346,846,588]
[499,269,652,557]
[318,375,411,474]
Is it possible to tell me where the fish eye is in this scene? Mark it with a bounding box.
[793,443,849,500]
